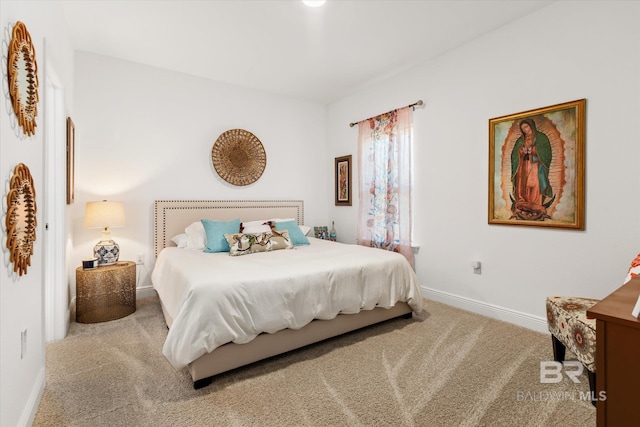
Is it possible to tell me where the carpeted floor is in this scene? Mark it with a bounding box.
[33,297,595,426]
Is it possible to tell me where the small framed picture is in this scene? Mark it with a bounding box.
[335,155,352,206]
[314,226,328,240]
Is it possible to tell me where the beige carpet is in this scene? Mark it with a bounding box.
[34,297,595,426]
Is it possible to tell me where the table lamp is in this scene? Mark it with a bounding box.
[84,200,125,266]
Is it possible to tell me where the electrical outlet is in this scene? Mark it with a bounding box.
[471,261,482,275]
[135,253,144,265]
[21,328,27,359]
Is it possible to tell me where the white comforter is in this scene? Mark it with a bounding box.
[151,237,423,369]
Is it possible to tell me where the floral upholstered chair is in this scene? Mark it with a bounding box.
[545,253,640,406]
[546,296,598,403]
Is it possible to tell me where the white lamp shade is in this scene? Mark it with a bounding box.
[84,201,126,229]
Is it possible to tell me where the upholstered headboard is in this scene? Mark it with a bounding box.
[154,200,304,256]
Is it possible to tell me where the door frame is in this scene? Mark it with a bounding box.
[43,40,68,342]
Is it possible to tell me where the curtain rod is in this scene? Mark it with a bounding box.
[348,100,423,127]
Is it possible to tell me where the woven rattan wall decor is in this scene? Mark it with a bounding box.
[211,129,267,186]
[8,21,39,137]
[6,163,37,276]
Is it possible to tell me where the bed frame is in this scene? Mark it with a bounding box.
[154,200,413,388]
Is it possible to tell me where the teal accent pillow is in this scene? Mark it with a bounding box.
[276,220,310,246]
[201,218,241,253]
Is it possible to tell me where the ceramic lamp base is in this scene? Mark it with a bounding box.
[94,239,120,266]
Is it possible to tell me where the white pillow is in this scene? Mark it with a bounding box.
[242,224,272,233]
[171,233,188,248]
[185,221,206,250]
[240,218,281,233]
[241,220,272,234]
[299,225,311,236]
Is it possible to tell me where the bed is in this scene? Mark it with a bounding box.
[152,200,423,388]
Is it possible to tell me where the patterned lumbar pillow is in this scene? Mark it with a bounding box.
[224,232,272,256]
[224,230,293,256]
[269,229,294,251]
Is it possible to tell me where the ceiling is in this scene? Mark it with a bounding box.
[59,0,555,104]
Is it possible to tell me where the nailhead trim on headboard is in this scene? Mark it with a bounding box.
[154,200,304,256]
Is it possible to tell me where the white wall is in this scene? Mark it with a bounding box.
[327,0,640,331]
[70,52,329,296]
[3,0,637,424]
[0,1,74,426]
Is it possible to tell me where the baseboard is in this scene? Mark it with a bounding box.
[65,305,71,336]
[136,285,157,300]
[19,366,45,427]
[69,296,76,326]
[422,286,548,334]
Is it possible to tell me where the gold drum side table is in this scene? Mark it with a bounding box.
[76,261,136,323]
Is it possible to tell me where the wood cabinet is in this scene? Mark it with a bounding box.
[587,276,640,427]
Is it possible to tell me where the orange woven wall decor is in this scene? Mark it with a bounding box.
[6,163,37,276]
[211,129,267,186]
[7,21,39,137]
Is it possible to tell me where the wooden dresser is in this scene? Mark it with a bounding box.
[587,276,640,427]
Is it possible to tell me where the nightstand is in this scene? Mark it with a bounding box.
[76,261,136,323]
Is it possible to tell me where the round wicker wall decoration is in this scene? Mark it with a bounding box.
[211,129,266,186]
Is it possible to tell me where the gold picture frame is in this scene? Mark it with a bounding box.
[67,117,75,204]
[335,155,352,206]
[488,99,586,229]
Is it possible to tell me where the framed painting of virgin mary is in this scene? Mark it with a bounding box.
[488,99,585,229]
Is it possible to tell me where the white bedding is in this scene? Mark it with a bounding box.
[151,237,423,369]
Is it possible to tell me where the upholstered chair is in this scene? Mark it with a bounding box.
[545,296,599,405]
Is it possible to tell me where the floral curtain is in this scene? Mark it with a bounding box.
[356,106,413,267]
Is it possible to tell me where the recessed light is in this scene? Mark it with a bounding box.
[303,0,326,7]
